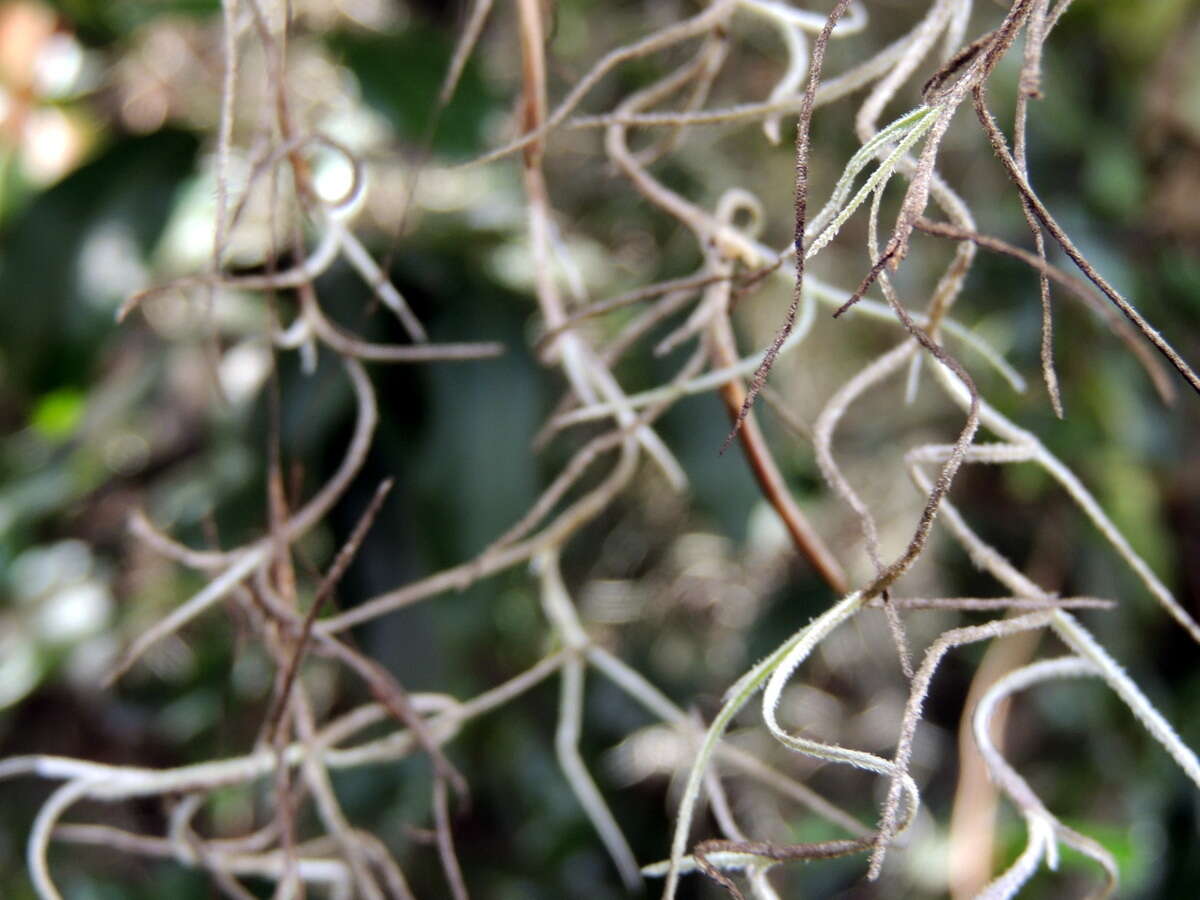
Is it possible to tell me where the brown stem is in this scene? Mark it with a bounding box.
[710,316,848,594]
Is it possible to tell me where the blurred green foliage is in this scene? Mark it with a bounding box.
[329,25,498,158]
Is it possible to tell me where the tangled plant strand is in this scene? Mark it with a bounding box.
[4,2,1199,899]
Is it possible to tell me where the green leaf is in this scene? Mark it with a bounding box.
[30,387,86,439]
[328,24,500,159]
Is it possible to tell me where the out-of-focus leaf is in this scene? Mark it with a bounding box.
[0,129,198,393]
[29,387,85,439]
[1072,0,1195,64]
[328,24,499,159]
[46,0,219,42]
